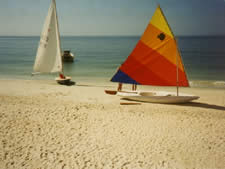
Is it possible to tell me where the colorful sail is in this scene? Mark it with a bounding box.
[111,6,189,87]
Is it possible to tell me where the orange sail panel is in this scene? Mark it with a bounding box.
[111,6,189,87]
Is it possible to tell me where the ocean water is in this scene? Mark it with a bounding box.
[0,36,224,88]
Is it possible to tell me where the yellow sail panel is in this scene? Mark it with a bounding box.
[141,6,173,48]
[150,6,173,38]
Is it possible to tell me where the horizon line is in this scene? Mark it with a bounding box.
[0,34,225,37]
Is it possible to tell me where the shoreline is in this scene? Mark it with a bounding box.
[0,76,225,89]
[0,79,225,169]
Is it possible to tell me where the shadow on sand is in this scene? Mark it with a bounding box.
[177,102,225,111]
[121,98,225,111]
[76,84,112,88]
[59,81,76,86]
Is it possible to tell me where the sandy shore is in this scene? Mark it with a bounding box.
[0,79,224,169]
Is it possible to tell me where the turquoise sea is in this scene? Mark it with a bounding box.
[0,36,224,88]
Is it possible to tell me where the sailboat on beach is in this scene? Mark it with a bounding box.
[33,0,71,85]
[105,5,199,103]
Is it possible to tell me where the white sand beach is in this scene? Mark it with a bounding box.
[0,79,224,169]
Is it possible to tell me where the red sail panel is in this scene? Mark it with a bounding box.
[111,6,189,87]
[120,41,189,86]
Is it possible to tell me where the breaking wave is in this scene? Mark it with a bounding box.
[189,80,225,88]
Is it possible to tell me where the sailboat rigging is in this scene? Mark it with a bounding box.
[105,5,199,103]
[33,0,71,85]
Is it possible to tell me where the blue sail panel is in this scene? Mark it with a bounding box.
[111,69,139,84]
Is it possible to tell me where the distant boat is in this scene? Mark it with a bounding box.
[33,0,71,85]
[62,50,75,62]
[105,5,199,104]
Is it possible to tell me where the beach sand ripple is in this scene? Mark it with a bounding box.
[0,80,224,169]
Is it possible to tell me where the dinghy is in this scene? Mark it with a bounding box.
[106,5,199,104]
[62,50,75,62]
[33,0,71,85]
[118,91,199,104]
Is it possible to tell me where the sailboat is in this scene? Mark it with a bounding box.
[33,0,71,85]
[105,5,199,104]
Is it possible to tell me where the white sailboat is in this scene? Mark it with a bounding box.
[33,0,71,84]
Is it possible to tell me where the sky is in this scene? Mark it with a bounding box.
[0,0,225,36]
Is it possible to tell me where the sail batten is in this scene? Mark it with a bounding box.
[33,0,62,74]
[111,5,189,87]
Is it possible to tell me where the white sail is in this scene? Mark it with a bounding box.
[33,0,62,73]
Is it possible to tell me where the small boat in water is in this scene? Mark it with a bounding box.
[62,50,75,62]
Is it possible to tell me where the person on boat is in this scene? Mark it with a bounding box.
[59,73,65,79]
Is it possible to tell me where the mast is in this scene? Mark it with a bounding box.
[53,0,63,74]
[176,41,179,96]
[158,5,180,96]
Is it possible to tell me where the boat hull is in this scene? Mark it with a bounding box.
[55,76,71,85]
[117,91,199,104]
[62,56,74,62]
[62,51,75,62]
[105,90,117,95]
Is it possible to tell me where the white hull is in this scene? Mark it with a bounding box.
[117,90,199,104]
